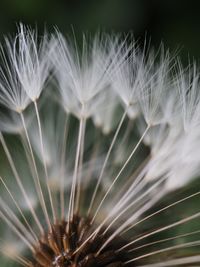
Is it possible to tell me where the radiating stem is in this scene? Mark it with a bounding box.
[75,117,86,215]
[91,125,150,223]
[60,115,69,220]
[0,209,34,252]
[20,112,51,229]
[34,100,56,223]
[135,256,200,267]
[130,229,200,252]
[68,115,84,226]
[126,240,200,263]
[119,212,200,251]
[87,110,127,216]
[0,132,44,235]
[0,176,38,242]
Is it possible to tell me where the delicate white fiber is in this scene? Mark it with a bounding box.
[0,25,200,267]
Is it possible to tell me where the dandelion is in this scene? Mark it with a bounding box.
[1,25,200,267]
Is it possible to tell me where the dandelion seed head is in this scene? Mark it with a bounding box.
[0,40,30,112]
[1,25,200,267]
[14,24,52,101]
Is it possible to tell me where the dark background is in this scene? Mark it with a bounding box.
[0,0,200,62]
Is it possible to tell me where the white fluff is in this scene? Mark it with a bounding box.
[0,25,200,267]
[52,32,132,118]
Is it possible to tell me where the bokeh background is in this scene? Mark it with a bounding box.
[0,0,200,62]
[0,0,200,266]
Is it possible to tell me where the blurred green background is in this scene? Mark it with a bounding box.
[0,0,200,266]
[0,0,200,61]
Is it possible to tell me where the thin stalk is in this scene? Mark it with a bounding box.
[0,132,44,234]
[0,176,38,242]
[97,187,165,255]
[91,125,150,223]
[130,229,200,252]
[73,190,200,257]
[68,116,84,227]
[0,199,35,245]
[122,190,200,235]
[87,110,127,216]
[34,100,56,223]
[0,209,34,252]
[119,211,200,251]
[75,117,86,214]
[60,115,69,220]
[134,256,200,267]
[103,179,164,235]
[20,112,51,229]
[126,240,200,263]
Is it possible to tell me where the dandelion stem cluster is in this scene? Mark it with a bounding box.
[0,24,200,267]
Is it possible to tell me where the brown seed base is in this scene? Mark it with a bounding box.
[29,216,133,267]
